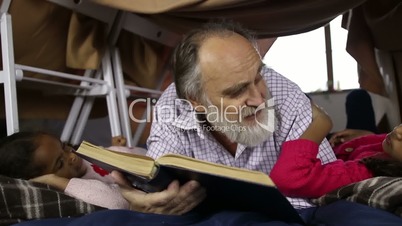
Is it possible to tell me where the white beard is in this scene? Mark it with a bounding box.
[204,99,276,146]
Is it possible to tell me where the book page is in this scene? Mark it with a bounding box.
[76,141,157,179]
[156,154,275,186]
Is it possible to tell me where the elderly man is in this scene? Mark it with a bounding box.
[147,22,335,211]
[108,21,402,225]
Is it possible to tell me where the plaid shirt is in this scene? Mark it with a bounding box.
[147,66,336,209]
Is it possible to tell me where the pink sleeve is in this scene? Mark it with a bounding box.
[270,139,373,198]
[64,178,129,209]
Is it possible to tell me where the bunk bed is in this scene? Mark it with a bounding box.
[1,0,402,225]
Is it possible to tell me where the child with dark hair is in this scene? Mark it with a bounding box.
[270,103,402,198]
[0,131,146,209]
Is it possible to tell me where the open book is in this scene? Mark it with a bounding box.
[75,141,304,224]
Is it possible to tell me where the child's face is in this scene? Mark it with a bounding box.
[33,134,87,179]
[382,124,402,161]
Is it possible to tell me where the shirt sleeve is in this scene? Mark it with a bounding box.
[64,178,129,209]
[334,134,387,160]
[146,120,187,159]
[270,139,373,198]
[281,93,311,141]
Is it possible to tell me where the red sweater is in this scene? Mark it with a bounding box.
[270,134,387,198]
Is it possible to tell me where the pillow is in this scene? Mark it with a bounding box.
[0,175,105,226]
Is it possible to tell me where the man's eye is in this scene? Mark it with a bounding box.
[230,92,241,98]
[230,87,246,98]
[255,74,262,84]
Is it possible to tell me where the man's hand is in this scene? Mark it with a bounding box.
[329,129,374,147]
[111,171,206,215]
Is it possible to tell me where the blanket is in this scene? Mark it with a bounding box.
[313,176,402,217]
[0,175,104,226]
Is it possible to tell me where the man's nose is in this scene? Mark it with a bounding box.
[246,86,265,107]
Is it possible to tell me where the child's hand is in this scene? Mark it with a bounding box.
[329,129,374,147]
[112,136,127,146]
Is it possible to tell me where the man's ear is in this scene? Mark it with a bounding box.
[189,99,207,113]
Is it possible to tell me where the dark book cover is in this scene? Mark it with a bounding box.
[76,152,304,224]
[127,165,305,224]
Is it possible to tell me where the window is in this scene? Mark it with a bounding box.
[263,16,359,93]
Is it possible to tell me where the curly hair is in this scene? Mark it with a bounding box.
[0,131,47,179]
[360,156,402,177]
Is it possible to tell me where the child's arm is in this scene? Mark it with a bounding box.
[270,103,372,198]
[270,139,373,198]
[299,103,332,144]
[64,178,129,209]
[31,174,129,209]
[30,174,69,191]
[329,129,375,148]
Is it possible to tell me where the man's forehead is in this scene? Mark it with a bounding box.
[199,34,250,57]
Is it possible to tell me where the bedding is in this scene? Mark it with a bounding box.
[313,176,402,218]
[4,175,402,225]
[0,175,104,226]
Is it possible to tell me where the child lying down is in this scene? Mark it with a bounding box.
[0,132,146,209]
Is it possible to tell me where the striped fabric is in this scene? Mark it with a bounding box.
[0,175,104,225]
[314,176,402,218]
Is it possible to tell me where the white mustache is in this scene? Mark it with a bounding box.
[241,107,259,117]
[241,102,266,118]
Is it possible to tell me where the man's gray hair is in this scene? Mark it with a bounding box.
[172,20,258,101]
